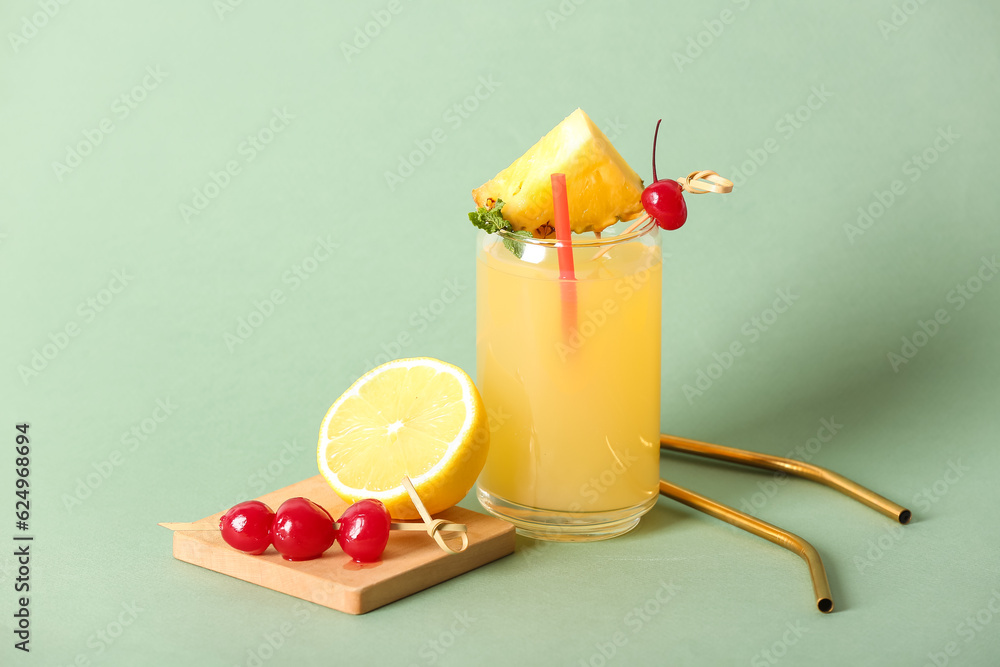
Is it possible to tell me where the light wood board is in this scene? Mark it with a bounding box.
[168,475,516,614]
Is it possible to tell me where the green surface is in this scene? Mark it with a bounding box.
[2,0,999,665]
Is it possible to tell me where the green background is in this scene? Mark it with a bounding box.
[2,0,999,665]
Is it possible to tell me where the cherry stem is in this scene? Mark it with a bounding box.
[651,119,662,182]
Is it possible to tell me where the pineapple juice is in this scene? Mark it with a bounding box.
[475,221,661,540]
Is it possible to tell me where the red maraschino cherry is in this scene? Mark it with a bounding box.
[641,119,688,231]
[337,499,392,563]
[219,500,275,555]
[271,497,338,561]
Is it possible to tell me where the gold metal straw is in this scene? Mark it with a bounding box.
[659,434,911,524]
[656,433,913,613]
[658,479,834,613]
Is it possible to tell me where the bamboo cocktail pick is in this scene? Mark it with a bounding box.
[393,476,469,554]
[591,170,734,261]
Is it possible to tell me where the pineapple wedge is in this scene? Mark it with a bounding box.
[472,109,645,235]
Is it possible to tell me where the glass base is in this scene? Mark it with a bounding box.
[477,487,657,542]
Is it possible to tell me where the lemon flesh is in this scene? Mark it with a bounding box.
[317,358,489,520]
[472,108,645,234]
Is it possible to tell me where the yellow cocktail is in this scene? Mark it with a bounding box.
[476,220,661,540]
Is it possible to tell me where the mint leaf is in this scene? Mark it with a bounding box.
[502,230,533,259]
[468,199,508,234]
[469,198,533,258]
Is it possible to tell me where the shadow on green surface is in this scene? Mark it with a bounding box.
[505,499,693,556]
[634,500,695,538]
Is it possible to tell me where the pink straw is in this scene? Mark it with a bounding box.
[551,173,577,338]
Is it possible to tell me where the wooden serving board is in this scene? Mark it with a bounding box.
[167,475,516,614]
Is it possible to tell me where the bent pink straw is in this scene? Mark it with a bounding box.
[551,173,577,339]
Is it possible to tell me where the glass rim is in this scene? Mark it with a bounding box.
[494,216,657,248]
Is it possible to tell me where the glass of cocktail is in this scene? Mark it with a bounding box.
[476,219,662,541]
[469,108,730,541]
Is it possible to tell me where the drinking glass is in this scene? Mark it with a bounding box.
[476,219,661,541]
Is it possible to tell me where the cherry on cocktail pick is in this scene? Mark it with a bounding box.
[641,119,688,231]
[219,500,275,555]
[271,497,338,561]
[161,478,469,562]
[337,499,392,563]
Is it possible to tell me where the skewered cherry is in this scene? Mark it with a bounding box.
[219,500,275,555]
[337,499,392,563]
[271,497,338,561]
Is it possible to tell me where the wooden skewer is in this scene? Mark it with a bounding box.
[590,169,734,261]
[158,521,467,533]
[159,476,469,555]
[158,522,217,531]
[676,170,734,194]
[590,215,650,261]
[400,477,469,554]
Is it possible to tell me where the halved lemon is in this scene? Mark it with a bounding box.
[317,358,490,520]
